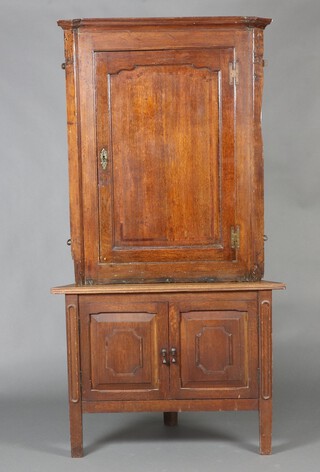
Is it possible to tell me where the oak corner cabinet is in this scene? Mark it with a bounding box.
[53,16,285,457]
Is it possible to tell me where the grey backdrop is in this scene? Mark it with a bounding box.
[1,0,319,471]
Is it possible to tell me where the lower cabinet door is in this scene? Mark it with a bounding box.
[79,297,169,401]
[169,297,259,399]
[79,294,258,403]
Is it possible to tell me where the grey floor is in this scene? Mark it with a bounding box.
[1,371,319,472]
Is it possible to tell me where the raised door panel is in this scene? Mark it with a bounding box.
[80,299,168,401]
[170,298,258,399]
[91,47,238,281]
[110,64,221,249]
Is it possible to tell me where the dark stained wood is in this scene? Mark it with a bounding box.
[60,283,284,456]
[54,17,285,457]
[51,281,286,295]
[57,17,272,31]
[258,291,273,454]
[83,398,259,413]
[58,17,271,284]
[251,28,266,280]
[171,299,258,399]
[65,295,83,457]
[60,286,283,455]
[79,299,169,401]
[96,49,234,265]
[75,291,263,403]
[62,30,84,285]
[163,412,178,426]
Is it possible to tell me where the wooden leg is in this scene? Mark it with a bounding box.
[66,295,83,457]
[163,412,178,426]
[258,291,273,455]
[259,399,272,454]
[69,401,83,457]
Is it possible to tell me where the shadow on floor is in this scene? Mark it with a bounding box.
[0,385,319,458]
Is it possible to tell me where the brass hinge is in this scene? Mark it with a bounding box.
[229,61,239,85]
[231,225,240,249]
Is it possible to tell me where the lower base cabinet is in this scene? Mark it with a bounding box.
[52,282,285,457]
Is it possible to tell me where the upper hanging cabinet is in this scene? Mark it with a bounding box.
[59,17,270,284]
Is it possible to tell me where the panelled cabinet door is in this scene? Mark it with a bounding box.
[79,298,169,401]
[89,45,245,282]
[169,297,259,399]
[79,294,259,402]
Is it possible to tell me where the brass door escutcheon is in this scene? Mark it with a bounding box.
[100,148,108,170]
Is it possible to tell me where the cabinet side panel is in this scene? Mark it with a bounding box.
[250,28,265,280]
[63,29,84,284]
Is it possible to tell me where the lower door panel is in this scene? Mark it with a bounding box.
[80,297,169,401]
[169,297,258,399]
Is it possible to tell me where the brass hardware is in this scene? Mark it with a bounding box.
[161,348,168,365]
[264,235,268,242]
[229,61,239,85]
[67,238,71,246]
[231,225,240,249]
[100,148,108,170]
[61,62,66,70]
[170,347,177,364]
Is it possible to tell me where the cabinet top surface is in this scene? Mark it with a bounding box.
[51,281,285,295]
[57,16,272,31]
